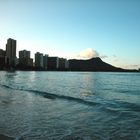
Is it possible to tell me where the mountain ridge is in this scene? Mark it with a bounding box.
[69,57,137,72]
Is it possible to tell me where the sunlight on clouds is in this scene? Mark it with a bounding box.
[77,48,99,59]
[1,37,139,70]
[68,48,108,60]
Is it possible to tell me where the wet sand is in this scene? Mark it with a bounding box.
[0,134,14,140]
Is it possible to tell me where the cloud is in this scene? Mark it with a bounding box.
[77,48,99,59]
[69,48,108,60]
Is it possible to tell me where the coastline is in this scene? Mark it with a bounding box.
[0,69,139,72]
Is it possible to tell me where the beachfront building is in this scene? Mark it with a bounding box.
[18,50,33,68]
[35,52,43,68]
[6,38,16,67]
[0,49,6,69]
[19,50,30,59]
[0,49,6,56]
[48,57,59,70]
[65,59,69,69]
[59,58,69,70]
[43,54,48,70]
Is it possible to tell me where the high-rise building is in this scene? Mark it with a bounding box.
[6,38,16,67]
[35,52,43,68]
[19,50,30,59]
[0,49,6,69]
[59,58,69,70]
[48,57,59,70]
[65,59,69,69]
[43,54,48,69]
[18,50,33,67]
[0,49,6,57]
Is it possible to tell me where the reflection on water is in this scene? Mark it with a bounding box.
[0,71,140,140]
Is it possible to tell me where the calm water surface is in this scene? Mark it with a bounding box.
[0,71,140,140]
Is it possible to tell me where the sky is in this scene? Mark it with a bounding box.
[0,0,140,69]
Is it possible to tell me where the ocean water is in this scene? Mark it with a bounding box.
[0,71,140,140]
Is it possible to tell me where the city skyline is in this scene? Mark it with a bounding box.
[0,0,140,69]
[1,38,138,72]
[0,38,70,71]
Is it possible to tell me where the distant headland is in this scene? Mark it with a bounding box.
[0,38,139,72]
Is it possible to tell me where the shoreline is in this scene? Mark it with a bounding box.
[0,69,139,73]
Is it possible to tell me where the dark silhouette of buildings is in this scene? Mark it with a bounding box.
[0,38,139,72]
[0,49,6,56]
[48,57,59,70]
[18,50,33,69]
[43,54,48,70]
[0,49,6,69]
[6,38,16,67]
[35,52,44,69]
[59,58,69,70]
[19,50,30,58]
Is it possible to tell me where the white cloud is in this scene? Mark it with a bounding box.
[69,48,108,60]
[77,48,99,59]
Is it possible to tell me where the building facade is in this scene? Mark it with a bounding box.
[59,58,69,70]
[18,50,33,68]
[43,54,48,70]
[35,52,43,68]
[19,50,30,59]
[48,57,59,70]
[0,49,6,56]
[65,59,69,69]
[6,38,16,67]
[0,49,6,69]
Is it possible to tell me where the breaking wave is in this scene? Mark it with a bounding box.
[0,84,98,106]
[0,83,140,112]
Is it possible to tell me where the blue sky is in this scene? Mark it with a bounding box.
[0,0,140,69]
